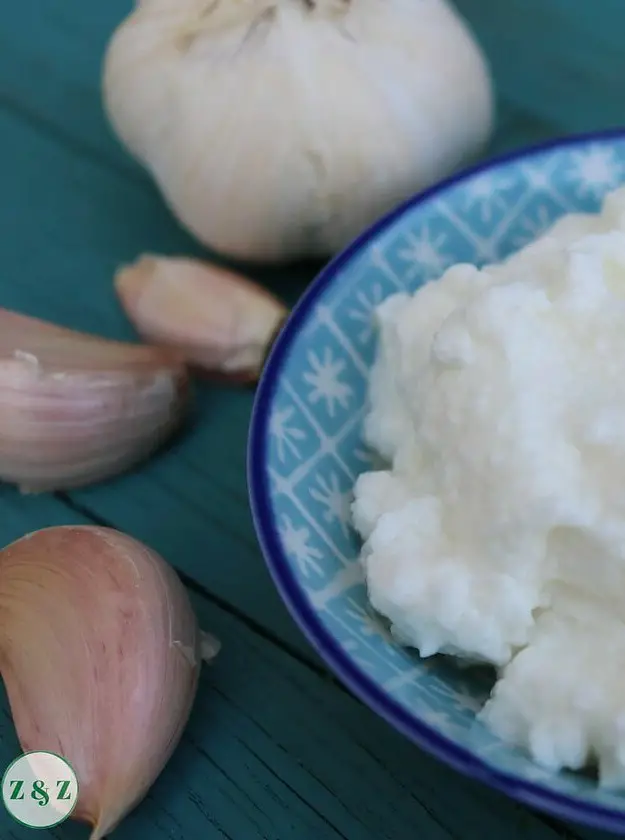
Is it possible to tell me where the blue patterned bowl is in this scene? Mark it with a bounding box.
[248,130,625,832]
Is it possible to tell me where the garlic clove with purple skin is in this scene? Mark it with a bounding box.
[0,308,189,492]
[114,254,288,383]
[0,525,219,840]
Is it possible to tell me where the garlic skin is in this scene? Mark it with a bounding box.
[0,308,188,492]
[0,525,215,840]
[115,254,287,381]
[102,0,493,263]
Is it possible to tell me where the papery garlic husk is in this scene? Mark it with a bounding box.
[0,308,188,492]
[115,254,288,381]
[0,525,218,840]
[102,0,493,264]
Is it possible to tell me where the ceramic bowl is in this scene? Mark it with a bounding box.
[248,130,625,832]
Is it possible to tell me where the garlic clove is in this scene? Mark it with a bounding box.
[0,525,217,840]
[115,254,288,382]
[0,308,188,493]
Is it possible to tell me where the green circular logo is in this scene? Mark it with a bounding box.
[1,751,79,829]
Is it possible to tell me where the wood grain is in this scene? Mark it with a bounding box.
[454,0,625,134]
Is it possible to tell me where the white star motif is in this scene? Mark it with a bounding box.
[303,347,353,416]
[310,471,352,536]
[347,283,384,344]
[370,244,402,286]
[568,146,624,196]
[397,226,451,279]
[521,162,553,191]
[269,405,306,463]
[463,173,516,223]
[279,515,323,577]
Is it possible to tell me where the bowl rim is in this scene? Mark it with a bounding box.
[248,127,625,833]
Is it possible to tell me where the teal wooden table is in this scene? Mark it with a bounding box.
[0,1,623,838]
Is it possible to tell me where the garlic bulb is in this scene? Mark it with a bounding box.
[0,525,218,840]
[115,254,287,381]
[0,308,188,492]
[102,0,493,263]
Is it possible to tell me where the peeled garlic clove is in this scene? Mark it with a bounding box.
[0,308,188,492]
[115,254,288,381]
[103,0,492,263]
[0,525,217,840]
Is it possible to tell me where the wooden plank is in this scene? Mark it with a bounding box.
[489,102,562,156]
[454,0,625,134]
[0,488,91,543]
[0,494,572,840]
